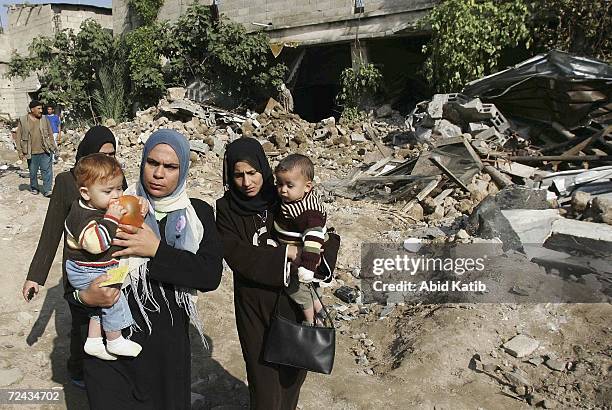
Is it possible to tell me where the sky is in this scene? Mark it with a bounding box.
[1,0,112,31]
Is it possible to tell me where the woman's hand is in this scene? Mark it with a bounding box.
[22,280,39,302]
[112,223,160,258]
[79,274,120,308]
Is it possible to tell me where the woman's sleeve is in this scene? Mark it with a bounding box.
[26,174,71,285]
[216,199,288,287]
[147,200,223,292]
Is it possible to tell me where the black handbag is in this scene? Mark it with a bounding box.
[264,284,336,374]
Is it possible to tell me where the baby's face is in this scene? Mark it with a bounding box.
[275,168,312,203]
[80,174,124,210]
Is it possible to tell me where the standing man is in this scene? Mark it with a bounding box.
[15,100,56,197]
[46,106,61,163]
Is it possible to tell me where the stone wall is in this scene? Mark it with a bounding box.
[114,0,436,44]
[0,4,112,120]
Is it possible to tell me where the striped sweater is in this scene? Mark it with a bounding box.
[64,200,121,267]
[274,190,327,277]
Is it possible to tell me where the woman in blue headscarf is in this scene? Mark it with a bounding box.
[76,129,223,409]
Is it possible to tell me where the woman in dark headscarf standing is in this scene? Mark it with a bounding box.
[216,137,307,409]
[77,129,223,409]
[21,125,120,387]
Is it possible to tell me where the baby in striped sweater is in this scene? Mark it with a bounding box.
[64,154,143,360]
[274,154,327,325]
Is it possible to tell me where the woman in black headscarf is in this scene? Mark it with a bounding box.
[216,138,306,409]
[21,125,120,388]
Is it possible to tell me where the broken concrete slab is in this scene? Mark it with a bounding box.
[427,94,450,120]
[544,218,612,257]
[545,358,566,372]
[468,122,490,134]
[496,186,550,210]
[433,119,462,140]
[503,334,540,358]
[467,186,548,251]
[350,133,366,143]
[501,209,560,245]
[494,160,536,179]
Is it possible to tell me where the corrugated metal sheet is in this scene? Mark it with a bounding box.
[462,51,612,128]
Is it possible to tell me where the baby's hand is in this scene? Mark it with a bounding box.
[137,197,149,218]
[297,266,314,283]
[106,202,126,220]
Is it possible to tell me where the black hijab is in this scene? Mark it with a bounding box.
[223,137,277,216]
[74,125,116,165]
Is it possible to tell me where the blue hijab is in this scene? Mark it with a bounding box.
[136,129,196,252]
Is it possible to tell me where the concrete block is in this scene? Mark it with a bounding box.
[468,122,489,134]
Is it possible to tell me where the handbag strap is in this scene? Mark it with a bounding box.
[308,283,335,329]
[273,284,335,329]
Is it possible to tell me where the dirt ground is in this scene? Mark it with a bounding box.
[0,145,610,410]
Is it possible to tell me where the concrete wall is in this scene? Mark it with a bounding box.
[114,0,436,44]
[0,4,112,120]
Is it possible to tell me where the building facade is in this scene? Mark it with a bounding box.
[113,0,437,121]
[0,3,112,120]
[113,0,435,46]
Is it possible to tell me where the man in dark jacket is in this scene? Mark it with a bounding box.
[15,100,56,197]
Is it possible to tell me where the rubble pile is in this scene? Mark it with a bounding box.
[57,94,406,186]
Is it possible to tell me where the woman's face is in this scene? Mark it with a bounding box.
[143,143,180,198]
[233,161,263,198]
[98,142,116,157]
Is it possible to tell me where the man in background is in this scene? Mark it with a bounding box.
[46,106,61,163]
[15,100,56,197]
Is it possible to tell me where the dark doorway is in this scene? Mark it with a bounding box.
[291,44,352,122]
[366,36,432,115]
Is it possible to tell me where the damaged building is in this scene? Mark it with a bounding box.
[0,2,112,120]
[113,0,438,121]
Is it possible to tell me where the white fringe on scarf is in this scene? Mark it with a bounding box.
[120,185,208,350]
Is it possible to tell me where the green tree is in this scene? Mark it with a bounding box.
[421,0,530,92]
[7,19,116,122]
[531,0,611,62]
[337,63,383,120]
[162,3,287,105]
[123,23,168,108]
[129,0,164,26]
[93,62,129,122]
